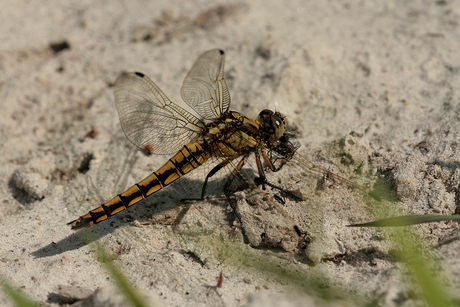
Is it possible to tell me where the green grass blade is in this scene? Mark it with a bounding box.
[80,230,152,307]
[178,226,364,305]
[0,275,37,307]
[365,183,455,307]
[348,215,460,227]
[389,227,452,307]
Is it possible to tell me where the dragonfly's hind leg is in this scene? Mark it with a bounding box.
[181,159,232,202]
[199,159,232,199]
[222,155,249,227]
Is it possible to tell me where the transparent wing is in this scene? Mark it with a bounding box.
[180,49,230,120]
[114,72,204,155]
[287,151,374,197]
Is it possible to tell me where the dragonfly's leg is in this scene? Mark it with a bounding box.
[254,149,288,191]
[181,159,231,201]
[253,150,268,189]
[260,148,275,172]
[256,148,303,201]
[261,147,284,172]
[223,155,249,227]
[258,151,307,250]
[199,159,232,199]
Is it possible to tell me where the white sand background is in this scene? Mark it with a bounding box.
[1,0,460,306]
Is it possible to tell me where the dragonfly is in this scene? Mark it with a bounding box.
[68,49,371,233]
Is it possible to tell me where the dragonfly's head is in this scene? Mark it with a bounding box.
[257,109,288,146]
[258,109,299,160]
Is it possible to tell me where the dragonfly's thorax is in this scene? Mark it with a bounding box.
[202,111,263,157]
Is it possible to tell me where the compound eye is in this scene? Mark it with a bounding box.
[271,114,286,140]
[274,111,287,128]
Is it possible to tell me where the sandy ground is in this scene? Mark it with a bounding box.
[1,0,460,306]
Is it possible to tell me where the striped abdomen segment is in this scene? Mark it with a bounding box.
[68,141,210,229]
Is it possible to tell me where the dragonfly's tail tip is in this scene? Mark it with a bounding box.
[67,219,85,230]
[67,222,77,230]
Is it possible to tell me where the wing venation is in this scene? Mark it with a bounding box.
[114,72,204,155]
[181,49,230,120]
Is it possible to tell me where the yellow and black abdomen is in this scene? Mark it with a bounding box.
[68,141,210,229]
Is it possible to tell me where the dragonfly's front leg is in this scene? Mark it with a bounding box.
[254,148,302,201]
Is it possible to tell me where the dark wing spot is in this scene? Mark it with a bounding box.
[219,49,224,55]
[135,72,145,78]
[144,144,154,155]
